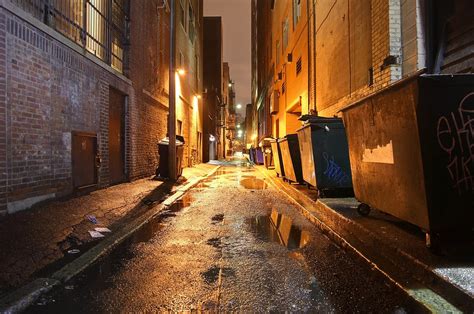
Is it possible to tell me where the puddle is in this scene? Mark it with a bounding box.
[194,182,210,189]
[240,178,267,190]
[206,237,222,248]
[211,214,224,223]
[246,209,310,250]
[133,194,193,243]
[201,266,235,284]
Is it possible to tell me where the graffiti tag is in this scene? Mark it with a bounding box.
[436,92,474,195]
[323,152,350,186]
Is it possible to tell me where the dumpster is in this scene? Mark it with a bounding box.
[279,134,303,184]
[261,138,274,169]
[156,135,185,179]
[297,117,353,197]
[270,139,285,177]
[255,148,264,165]
[342,74,474,248]
[263,147,274,169]
[248,147,255,163]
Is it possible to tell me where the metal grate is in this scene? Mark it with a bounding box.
[296,56,302,76]
[10,0,129,74]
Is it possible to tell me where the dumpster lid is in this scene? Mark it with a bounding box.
[299,115,343,124]
[159,135,185,145]
[279,134,298,141]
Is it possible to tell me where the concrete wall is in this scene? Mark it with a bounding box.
[316,0,403,117]
[271,0,310,137]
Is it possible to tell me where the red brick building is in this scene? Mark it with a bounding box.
[0,0,203,215]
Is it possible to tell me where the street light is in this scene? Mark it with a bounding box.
[177,68,186,76]
[236,104,242,109]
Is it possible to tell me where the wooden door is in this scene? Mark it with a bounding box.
[72,132,98,190]
[109,89,126,185]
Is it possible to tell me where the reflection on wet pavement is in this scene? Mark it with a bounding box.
[247,209,310,250]
[239,177,268,190]
[26,162,422,313]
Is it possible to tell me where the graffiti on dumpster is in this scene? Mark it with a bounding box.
[436,92,474,195]
[323,152,351,186]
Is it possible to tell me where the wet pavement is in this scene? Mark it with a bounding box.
[26,162,424,312]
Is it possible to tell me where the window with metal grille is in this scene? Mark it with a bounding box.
[293,0,301,29]
[296,57,302,76]
[179,0,186,29]
[188,3,195,43]
[11,0,129,74]
[282,18,289,52]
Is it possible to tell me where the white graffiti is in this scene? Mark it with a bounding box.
[436,92,474,195]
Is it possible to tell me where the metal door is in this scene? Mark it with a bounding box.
[109,88,126,185]
[72,132,98,190]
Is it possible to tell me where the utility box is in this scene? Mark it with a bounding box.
[297,117,353,196]
[342,74,474,247]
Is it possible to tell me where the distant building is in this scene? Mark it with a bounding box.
[223,62,236,157]
[203,16,223,161]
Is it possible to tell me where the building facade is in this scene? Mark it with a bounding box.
[252,0,474,136]
[315,0,473,116]
[223,62,236,158]
[202,16,223,162]
[0,0,203,215]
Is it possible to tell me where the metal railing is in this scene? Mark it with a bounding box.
[10,0,129,74]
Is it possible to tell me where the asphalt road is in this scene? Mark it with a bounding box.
[27,164,424,313]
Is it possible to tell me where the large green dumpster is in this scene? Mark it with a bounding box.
[279,134,303,184]
[342,74,474,248]
[297,117,353,196]
[270,139,284,177]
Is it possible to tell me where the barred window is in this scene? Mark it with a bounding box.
[11,0,130,74]
[296,57,302,76]
[188,3,195,43]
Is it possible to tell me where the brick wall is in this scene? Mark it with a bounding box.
[0,10,6,214]
[128,0,170,179]
[1,7,134,213]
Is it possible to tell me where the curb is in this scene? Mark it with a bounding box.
[0,166,220,313]
[256,166,466,313]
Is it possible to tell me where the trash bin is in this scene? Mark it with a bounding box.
[342,74,474,247]
[297,117,353,196]
[263,147,274,169]
[279,134,303,184]
[271,139,285,177]
[156,135,185,179]
[248,147,255,163]
[255,148,264,165]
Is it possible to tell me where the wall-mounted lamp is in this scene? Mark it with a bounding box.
[177,68,186,76]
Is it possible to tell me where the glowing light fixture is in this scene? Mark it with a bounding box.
[236,104,242,109]
[177,68,186,76]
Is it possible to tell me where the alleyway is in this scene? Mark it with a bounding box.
[27,162,422,312]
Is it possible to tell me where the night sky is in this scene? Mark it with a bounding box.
[204,0,251,116]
